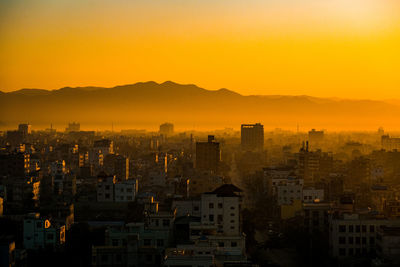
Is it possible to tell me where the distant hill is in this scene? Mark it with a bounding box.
[0,81,399,130]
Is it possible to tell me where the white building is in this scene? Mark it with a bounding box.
[97,175,116,202]
[114,179,138,202]
[23,213,65,250]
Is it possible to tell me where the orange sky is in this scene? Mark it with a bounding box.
[0,0,399,99]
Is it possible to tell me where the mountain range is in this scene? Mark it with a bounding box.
[1,81,399,131]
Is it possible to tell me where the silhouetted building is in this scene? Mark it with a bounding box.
[241,123,264,151]
[160,122,174,136]
[0,153,30,177]
[18,123,31,138]
[195,135,221,174]
[65,122,80,132]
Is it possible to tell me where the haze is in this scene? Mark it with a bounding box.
[1,0,399,99]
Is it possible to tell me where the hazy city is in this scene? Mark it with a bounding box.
[1,1,400,267]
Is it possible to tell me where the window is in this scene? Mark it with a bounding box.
[127,188,132,192]
[230,226,235,229]
[209,215,214,222]
[155,219,159,226]
[356,225,360,233]
[47,233,54,240]
[339,236,346,244]
[348,237,353,244]
[116,254,122,262]
[362,225,367,233]
[348,248,354,256]
[230,206,235,210]
[349,225,354,233]
[218,203,223,209]
[112,239,118,246]
[163,219,170,227]
[230,220,235,223]
[127,196,132,200]
[105,185,110,190]
[217,215,223,222]
[231,242,237,247]
[230,213,235,216]
[36,222,42,228]
[356,237,360,244]
[157,239,164,247]
[105,193,110,199]
[339,225,346,232]
[370,225,375,233]
[194,206,199,211]
[209,203,214,209]
[218,242,224,247]
[144,239,151,246]
[362,237,366,244]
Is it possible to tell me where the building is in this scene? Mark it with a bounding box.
[160,123,174,136]
[195,135,221,174]
[18,123,31,138]
[114,180,138,202]
[94,139,114,156]
[329,213,400,258]
[104,154,130,181]
[0,236,16,267]
[308,129,324,148]
[303,188,324,203]
[381,135,400,151]
[97,173,138,202]
[65,122,80,132]
[241,123,264,152]
[376,226,400,263]
[23,213,66,250]
[0,153,30,178]
[303,201,332,233]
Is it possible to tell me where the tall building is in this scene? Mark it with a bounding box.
[308,129,324,149]
[65,122,80,133]
[241,123,264,151]
[195,135,221,174]
[18,123,31,137]
[159,123,174,136]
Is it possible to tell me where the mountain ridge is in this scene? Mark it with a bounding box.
[0,81,399,130]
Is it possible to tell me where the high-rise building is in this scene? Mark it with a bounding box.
[65,122,80,133]
[195,135,221,174]
[241,123,264,151]
[18,123,31,137]
[159,123,174,136]
[308,129,324,149]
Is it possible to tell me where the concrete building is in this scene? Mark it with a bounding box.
[195,136,221,174]
[329,213,400,258]
[23,213,66,250]
[241,123,264,152]
[114,180,138,202]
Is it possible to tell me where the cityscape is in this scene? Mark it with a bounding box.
[1,0,400,266]
[1,121,400,266]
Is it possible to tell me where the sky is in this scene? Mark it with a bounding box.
[0,0,399,99]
